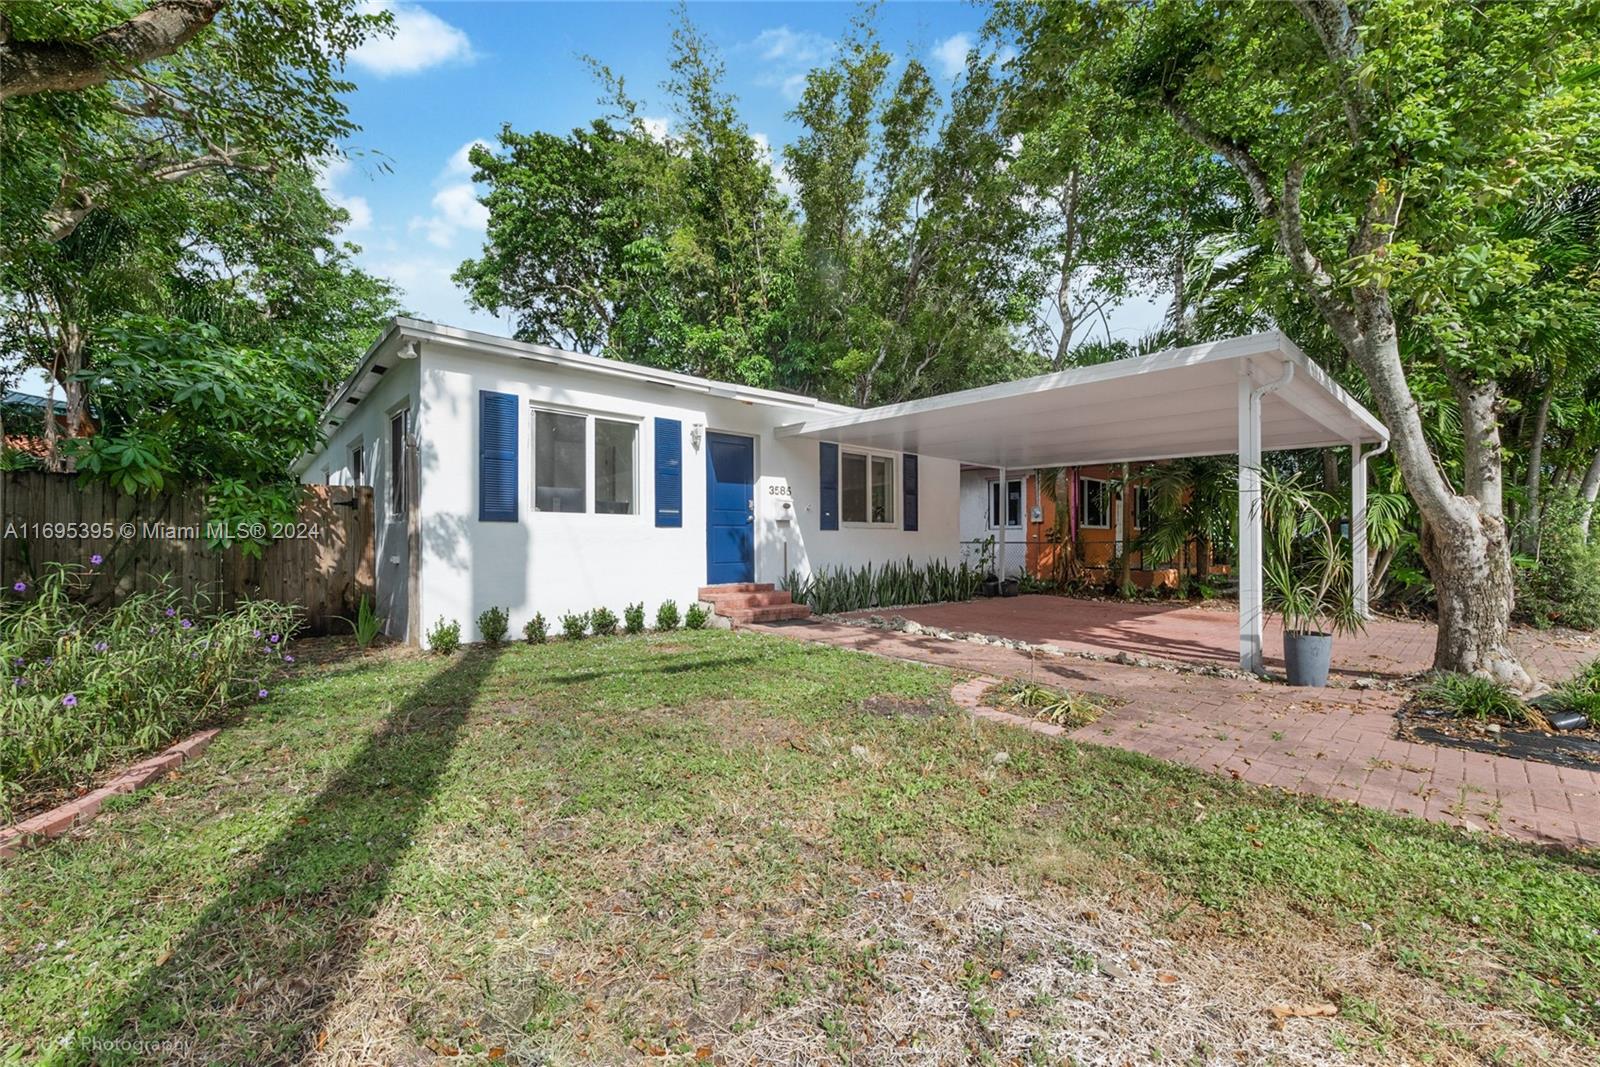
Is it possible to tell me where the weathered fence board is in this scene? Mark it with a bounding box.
[0,472,373,635]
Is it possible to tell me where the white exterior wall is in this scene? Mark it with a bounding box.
[409,342,961,644]
[958,468,1030,577]
[300,357,420,636]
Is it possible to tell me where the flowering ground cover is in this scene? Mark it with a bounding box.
[1,630,1596,1065]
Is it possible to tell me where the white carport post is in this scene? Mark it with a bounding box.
[995,467,1008,578]
[1351,440,1387,620]
[1238,360,1294,675]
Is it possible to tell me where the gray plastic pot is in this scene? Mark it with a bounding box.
[1283,631,1333,687]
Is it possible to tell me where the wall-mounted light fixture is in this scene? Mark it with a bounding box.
[397,338,421,360]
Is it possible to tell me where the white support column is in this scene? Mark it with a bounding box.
[1350,439,1387,621]
[1237,375,1265,674]
[996,466,1008,579]
[1351,442,1369,621]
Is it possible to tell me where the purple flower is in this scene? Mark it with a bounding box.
[148,626,158,635]
[43,657,52,666]
[11,582,25,593]
[252,629,262,638]
[12,677,23,687]
[94,642,108,653]
[89,554,103,566]
[283,654,295,664]
[165,608,176,618]
[11,657,22,667]
[257,688,269,699]
[269,634,280,644]
[180,619,193,629]
[62,694,77,707]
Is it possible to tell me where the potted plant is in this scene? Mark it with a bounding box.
[1261,471,1365,687]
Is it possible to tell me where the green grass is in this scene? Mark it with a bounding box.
[2,630,1597,1064]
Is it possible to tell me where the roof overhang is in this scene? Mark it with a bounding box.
[775,331,1387,468]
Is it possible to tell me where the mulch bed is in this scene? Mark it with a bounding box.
[1397,704,1600,770]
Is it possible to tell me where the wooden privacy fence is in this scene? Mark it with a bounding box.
[0,472,374,635]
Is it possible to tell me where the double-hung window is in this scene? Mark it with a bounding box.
[988,478,1023,529]
[1079,477,1110,529]
[840,449,896,526]
[532,407,639,515]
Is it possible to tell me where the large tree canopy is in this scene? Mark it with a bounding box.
[997,0,1600,683]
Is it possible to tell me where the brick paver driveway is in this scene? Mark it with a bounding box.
[841,595,1595,684]
[749,618,1600,851]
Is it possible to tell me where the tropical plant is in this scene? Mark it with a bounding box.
[1514,491,1600,631]
[426,617,460,655]
[0,561,297,814]
[684,604,711,630]
[785,556,983,616]
[1417,673,1535,726]
[523,613,548,644]
[477,606,509,645]
[1551,659,1600,718]
[342,594,383,650]
[623,602,645,635]
[560,612,590,641]
[655,600,681,631]
[1258,469,1363,638]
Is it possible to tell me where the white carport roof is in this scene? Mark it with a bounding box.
[775,331,1386,468]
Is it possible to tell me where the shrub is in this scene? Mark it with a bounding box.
[427,617,461,655]
[560,611,589,641]
[477,606,509,645]
[623,601,645,634]
[685,603,711,630]
[524,613,548,644]
[0,562,297,815]
[1416,672,1532,724]
[1515,491,1600,631]
[655,599,681,631]
[591,606,619,636]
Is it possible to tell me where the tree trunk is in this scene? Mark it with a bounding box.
[1519,376,1554,553]
[1349,303,1528,687]
[1117,462,1133,592]
[1579,448,1600,541]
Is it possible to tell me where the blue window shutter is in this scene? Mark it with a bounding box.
[819,442,838,531]
[903,453,918,531]
[655,417,683,527]
[478,390,518,522]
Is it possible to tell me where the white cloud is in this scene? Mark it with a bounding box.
[752,131,797,202]
[407,138,491,248]
[639,115,670,143]
[932,33,973,81]
[747,26,832,102]
[316,156,372,233]
[350,1,475,77]
[753,26,830,65]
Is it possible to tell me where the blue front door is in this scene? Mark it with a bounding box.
[706,432,755,584]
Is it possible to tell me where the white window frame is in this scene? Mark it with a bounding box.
[1133,485,1153,531]
[529,402,642,518]
[348,438,365,487]
[1079,476,1111,529]
[839,446,899,529]
[987,477,1024,530]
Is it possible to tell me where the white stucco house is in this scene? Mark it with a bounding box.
[300,318,1388,673]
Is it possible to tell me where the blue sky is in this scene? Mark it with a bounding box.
[322,1,997,335]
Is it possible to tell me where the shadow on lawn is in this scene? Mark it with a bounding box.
[64,647,502,1065]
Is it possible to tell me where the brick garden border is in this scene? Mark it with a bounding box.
[0,728,220,860]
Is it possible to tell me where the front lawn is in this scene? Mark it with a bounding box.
[3,630,1597,1065]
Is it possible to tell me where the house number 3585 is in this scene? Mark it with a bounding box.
[767,485,791,496]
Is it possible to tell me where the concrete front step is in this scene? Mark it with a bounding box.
[701,590,794,609]
[698,583,775,598]
[720,604,814,624]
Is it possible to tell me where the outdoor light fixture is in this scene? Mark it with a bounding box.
[397,338,420,360]
[690,423,704,449]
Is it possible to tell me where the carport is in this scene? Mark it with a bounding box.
[776,331,1391,674]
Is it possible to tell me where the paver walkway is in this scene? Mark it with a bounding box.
[840,595,1596,683]
[749,619,1599,850]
